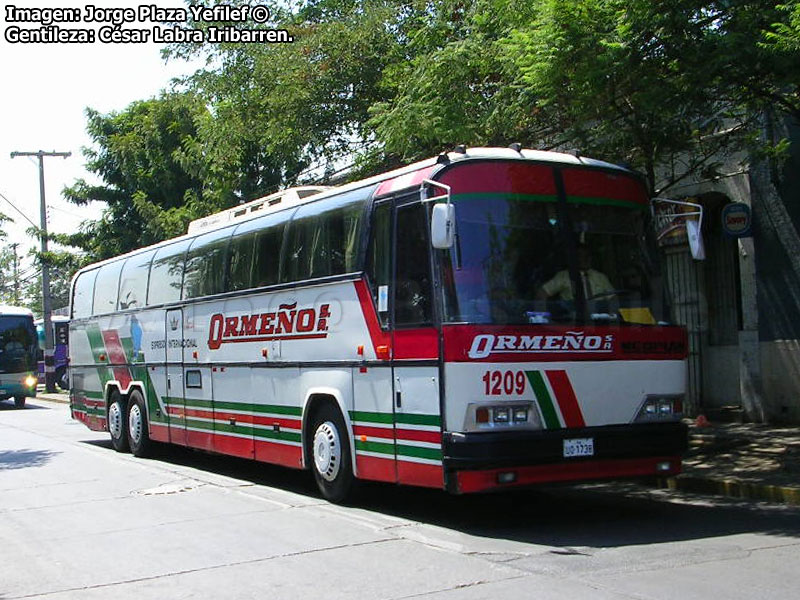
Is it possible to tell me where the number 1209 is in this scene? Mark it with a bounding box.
[482,370,526,395]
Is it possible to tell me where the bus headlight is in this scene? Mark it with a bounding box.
[635,395,684,422]
[465,402,541,431]
[24,375,37,388]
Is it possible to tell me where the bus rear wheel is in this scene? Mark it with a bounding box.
[309,403,354,503]
[14,395,26,409]
[127,389,152,458]
[108,390,129,453]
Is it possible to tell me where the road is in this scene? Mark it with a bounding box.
[2,398,799,600]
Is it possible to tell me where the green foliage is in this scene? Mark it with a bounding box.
[766,2,800,51]
[23,250,86,315]
[69,0,800,258]
[0,211,10,238]
[63,93,230,260]
[368,0,536,161]
[0,246,20,305]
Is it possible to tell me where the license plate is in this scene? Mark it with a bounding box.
[563,438,594,458]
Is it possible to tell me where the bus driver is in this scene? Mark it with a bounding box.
[537,245,615,303]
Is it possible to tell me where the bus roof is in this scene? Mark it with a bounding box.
[34,316,69,325]
[70,147,638,279]
[0,305,34,317]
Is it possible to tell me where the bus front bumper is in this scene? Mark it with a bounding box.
[443,422,688,494]
[0,374,38,400]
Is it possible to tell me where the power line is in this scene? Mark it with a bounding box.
[0,189,39,229]
[47,204,88,219]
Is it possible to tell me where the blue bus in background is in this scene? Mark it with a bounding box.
[0,305,39,408]
[35,315,70,390]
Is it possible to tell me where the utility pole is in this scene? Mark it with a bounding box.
[10,150,71,393]
[11,242,20,304]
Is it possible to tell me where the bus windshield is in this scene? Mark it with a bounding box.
[439,196,668,326]
[0,315,37,374]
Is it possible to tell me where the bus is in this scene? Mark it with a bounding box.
[0,305,39,409]
[68,147,688,501]
[35,316,70,390]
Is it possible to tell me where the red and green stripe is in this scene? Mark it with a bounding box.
[526,370,586,429]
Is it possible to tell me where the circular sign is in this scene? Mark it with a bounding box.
[721,202,751,237]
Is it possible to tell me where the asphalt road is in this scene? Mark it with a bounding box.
[2,398,799,600]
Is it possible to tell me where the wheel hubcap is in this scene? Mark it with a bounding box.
[313,421,341,482]
[129,403,142,445]
[108,402,123,439]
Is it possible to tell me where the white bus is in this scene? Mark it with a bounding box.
[69,147,688,501]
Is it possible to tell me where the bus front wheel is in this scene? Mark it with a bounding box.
[309,403,354,503]
[14,395,25,409]
[108,390,129,453]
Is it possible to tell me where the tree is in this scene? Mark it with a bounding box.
[23,250,83,316]
[168,0,413,182]
[0,245,21,305]
[62,93,227,261]
[368,0,537,162]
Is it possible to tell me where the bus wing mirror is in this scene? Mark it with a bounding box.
[421,179,454,249]
[651,197,705,261]
[431,203,455,249]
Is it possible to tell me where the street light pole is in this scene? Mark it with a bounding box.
[10,150,71,393]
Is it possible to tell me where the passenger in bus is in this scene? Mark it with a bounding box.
[536,245,615,302]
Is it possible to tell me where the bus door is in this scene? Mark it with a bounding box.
[165,309,187,446]
[392,200,442,488]
[357,198,442,487]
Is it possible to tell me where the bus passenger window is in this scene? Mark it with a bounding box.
[228,232,256,291]
[72,269,98,318]
[183,228,233,299]
[148,240,191,306]
[118,250,154,310]
[282,190,366,283]
[253,225,285,287]
[93,261,125,315]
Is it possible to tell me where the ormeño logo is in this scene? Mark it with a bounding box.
[468,332,614,359]
[207,302,332,350]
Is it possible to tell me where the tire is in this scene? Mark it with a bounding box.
[14,395,26,409]
[308,403,355,503]
[126,389,152,458]
[107,390,129,453]
[55,367,69,391]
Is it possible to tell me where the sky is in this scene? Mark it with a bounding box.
[0,0,207,279]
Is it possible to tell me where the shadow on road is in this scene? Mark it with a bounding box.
[0,401,49,412]
[80,437,800,550]
[0,448,59,470]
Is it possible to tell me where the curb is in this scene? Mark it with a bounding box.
[35,393,70,405]
[662,475,800,506]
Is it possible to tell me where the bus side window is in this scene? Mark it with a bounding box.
[395,203,433,326]
[93,260,125,315]
[366,202,391,327]
[183,227,233,299]
[147,240,191,306]
[118,250,154,310]
[252,224,285,287]
[282,190,367,283]
[228,232,256,291]
[72,269,98,318]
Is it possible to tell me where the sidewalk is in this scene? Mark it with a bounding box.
[31,393,800,505]
[664,419,800,506]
